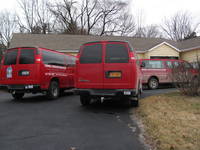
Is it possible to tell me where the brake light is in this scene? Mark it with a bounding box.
[35,55,41,63]
[129,52,136,61]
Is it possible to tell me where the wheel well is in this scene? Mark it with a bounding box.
[51,77,59,84]
[148,76,159,82]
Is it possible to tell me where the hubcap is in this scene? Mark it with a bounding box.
[150,80,157,88]
[52,85,58,97]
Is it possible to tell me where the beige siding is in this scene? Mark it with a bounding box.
[136,53,145,59]
[180,49,200,62]
[144,44,179,59]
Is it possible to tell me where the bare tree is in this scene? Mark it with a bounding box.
[161,11,199,41]
[0,11,18,47]
[134,25,162,38]
[48,0,135,35]
[18,0,54,34]
[48,0,83,34]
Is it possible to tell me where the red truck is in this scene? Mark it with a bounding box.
[0,47,76,100]
[75,41,142,107]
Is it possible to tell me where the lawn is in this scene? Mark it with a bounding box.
[134,92,200,150]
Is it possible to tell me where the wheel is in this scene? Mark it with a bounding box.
[129,89,141,107]
[148,78,159,89]
[130,99,139,107]
[12,93,24,100]
[46,81,60,99]
[80,95,91,106]
[59,89,65,96]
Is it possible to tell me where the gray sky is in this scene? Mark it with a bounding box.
[0,0,200,25]
[130,0,200,25]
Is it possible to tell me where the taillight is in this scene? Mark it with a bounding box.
[35,55,41,63]
[129,52,136,61]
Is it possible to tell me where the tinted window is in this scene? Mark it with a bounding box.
[4,50,18,65]
[80,44,102,64]
[173,61,181,67]
[183,62,192,69]
[42,50,65,66]
[66,55,76,65]
[166,61,173,68]
[105,44,129,63]
[19,49,35,64]
[143,60,164,69]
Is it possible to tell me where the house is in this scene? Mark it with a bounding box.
[9,33,200,63]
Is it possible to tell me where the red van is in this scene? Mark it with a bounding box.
[0,47,76,100]
[75,41,142,107]
[140,59,197,89]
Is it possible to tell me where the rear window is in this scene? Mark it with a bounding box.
[19,49,35,64]
[142,60,164,69]
[42,50,65,66]
[105,44,129,63]
[4,50,18,65]
[80,44,102,64]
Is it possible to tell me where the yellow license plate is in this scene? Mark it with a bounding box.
[109,72,122,78]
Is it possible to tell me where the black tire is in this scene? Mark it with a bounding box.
[12,93,24,100]
[46,81,60,99]
[80,95,91,106]
[59,89,65,96]
[129,89,141,107]
[130,99,139,107]
[130,93,140,107]
[148,77,159,89]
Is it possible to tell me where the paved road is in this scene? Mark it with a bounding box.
[0,88,175,150]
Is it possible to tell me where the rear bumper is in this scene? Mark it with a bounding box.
[0,84,41,93]
[75,89,138,97]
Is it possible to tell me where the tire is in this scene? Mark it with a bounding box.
[130,92,140,107]
[130,99,139,107]
[12,93,24,100]
[59,89,65,96]
[80,95,91,106]
[148,77,159,89]
[129,88,141,107]
[46,81,60,99]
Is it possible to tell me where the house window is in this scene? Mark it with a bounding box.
[150,56,179,60]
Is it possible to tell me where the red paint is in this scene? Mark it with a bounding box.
[140,59,198,85]
[76,41,142,97]
[0,47,75,92]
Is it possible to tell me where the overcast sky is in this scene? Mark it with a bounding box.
[130,0,200,25]
[0,0,200,25]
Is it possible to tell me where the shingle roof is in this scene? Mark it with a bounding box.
[9,33,180,52]
[177,37,200,50]
[9,33,200,52]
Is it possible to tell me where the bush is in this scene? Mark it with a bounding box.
[171,61,200,96]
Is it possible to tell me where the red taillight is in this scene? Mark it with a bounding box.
[129,52,136,61]
[35,55,41,63]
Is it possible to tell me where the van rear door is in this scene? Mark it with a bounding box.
[103,42,132,89]
[1,48,39,84]
[77,43,103,89]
